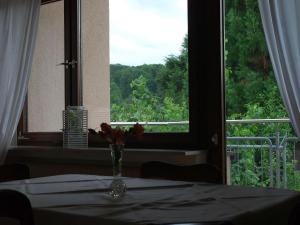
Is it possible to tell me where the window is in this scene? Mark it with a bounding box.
[79,0,189,140]
[18,1,225,156]
[108,0,189,133]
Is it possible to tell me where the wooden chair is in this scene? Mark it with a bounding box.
[0,189,34,225]
[140,161,222,183]
[0,163,30,182]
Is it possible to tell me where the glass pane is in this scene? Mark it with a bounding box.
[28,1,65,132]
[81,0,188,132]
[110,0,189,132]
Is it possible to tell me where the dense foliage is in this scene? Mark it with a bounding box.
[110,0,299,189]
[225,0,288,119]
[110,35,189,132]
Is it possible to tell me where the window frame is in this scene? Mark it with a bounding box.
[18,0,225,157]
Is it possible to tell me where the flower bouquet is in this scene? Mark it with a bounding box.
[89,122,144,145]
[89,123,144,199]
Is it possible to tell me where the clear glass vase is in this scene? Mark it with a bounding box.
[109,144,126,199]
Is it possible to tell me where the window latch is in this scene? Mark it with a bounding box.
[57,60,77,69]
[69,59,77,68]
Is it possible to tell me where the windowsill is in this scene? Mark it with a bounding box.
[6,146,207,166]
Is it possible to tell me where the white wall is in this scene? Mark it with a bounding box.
[82,0,110,129]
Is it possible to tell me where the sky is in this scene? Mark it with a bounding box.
[109,0,187,66]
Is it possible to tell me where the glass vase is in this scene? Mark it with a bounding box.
[109,144,126,199]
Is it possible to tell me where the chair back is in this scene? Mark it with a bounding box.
[0,163,30,182]
[140,161,222,183]
[0,190,34,225]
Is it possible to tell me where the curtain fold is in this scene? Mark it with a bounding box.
[258,0,300,138]
[0,0,40,163]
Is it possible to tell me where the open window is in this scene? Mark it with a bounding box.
[18,0,225,166]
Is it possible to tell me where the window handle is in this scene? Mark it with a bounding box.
[57,60,77,69]
[57,60,69,69]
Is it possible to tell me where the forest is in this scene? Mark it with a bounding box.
[110,35,189,132]
[110,0,299,189]
[110,0,287,128]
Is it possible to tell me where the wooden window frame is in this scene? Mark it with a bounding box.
[18,0,225,168]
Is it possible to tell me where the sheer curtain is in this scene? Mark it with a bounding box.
[0,0,40,163]
[258,0,300,138]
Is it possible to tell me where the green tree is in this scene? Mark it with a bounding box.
[225,0,281,116]
[110,35,189,132]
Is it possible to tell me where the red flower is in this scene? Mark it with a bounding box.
[132,123,144,136]
[89,122,144,145]
[114,128,125,145]
[100,123,112,135]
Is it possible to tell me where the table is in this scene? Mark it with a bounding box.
[0,174,299,225]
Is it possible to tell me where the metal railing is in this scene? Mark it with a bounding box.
[227,136,274,187]
[226,135,299,189]
[226,118,299,190]
[111,118,292,126]
[111,121,188,126]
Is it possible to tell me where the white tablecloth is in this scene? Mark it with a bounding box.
[0,174,299,225]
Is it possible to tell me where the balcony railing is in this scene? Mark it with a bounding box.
[226,118,300,190]
[111,119,300,190]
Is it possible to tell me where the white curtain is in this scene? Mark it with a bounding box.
[0,0,40,163]
[258,0,300,138]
